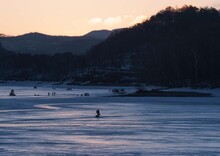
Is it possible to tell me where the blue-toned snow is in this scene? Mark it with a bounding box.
[0,82,220,156]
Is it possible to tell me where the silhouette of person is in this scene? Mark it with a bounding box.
[9,89,16,96]
[96,109,100,118]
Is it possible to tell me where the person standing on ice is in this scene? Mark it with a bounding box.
[96,109,100,118]
[9,89,16,96]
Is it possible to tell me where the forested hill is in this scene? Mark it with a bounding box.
[86,6,220,86]
[0,30,112,55]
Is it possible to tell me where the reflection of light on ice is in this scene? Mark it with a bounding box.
[0,123,83,127]
[35,104,60,110]
[0,109,35,113]
[58,135,135,146]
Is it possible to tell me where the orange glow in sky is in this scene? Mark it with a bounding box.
[0,0,219,36]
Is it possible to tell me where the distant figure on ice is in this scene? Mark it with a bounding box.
[96,109,101,118]
[9,89,16,96]
[84,93,89,96]
[48,92,50,96]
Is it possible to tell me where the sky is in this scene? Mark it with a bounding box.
[0,0,219,36]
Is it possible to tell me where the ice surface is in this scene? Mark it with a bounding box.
[0,82,220,155]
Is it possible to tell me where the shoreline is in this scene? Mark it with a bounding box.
[120,90,212,97]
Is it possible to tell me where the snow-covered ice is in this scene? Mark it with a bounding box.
[0,82,220,155]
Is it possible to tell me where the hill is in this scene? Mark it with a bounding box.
[84,29,123,39]
[84,30,112,39]
[0,30,113,55]
[86,6,220,86]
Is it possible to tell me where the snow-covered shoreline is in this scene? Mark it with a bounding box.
[1,81,220,97]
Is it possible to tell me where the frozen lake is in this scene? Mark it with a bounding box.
[0,82,220,155]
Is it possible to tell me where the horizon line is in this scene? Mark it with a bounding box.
[0,28,123,38]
